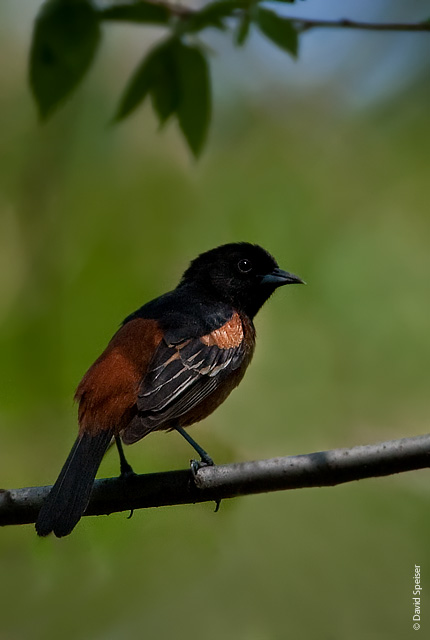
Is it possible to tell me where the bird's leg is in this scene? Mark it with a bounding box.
[175,427,222,512]
[115,436,135,478]
[175,426,214,466]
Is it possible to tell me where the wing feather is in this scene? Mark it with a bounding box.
[138,340,244,415]
[121,312,253,444]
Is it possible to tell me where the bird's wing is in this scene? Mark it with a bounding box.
[122,312,249,443]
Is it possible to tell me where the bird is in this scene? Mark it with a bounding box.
[35,242,304,537]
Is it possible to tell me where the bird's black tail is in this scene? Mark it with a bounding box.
[35,430,113,538]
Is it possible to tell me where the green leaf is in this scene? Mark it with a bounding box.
[150,44,180,125]
[115,39,211,156]
[175,43,211,157]
[29,0,101,119]
[235,10,252,46]
[114,39,174,122]
[100,2,170,25]
[256,8,299,58]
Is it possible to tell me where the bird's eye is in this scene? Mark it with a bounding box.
[237,258,252,273]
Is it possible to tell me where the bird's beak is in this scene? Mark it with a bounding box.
[261,267,306,286]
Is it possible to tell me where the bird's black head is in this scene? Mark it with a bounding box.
[180,242,304,319]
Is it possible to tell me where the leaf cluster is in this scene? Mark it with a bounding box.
[29,0,300,155]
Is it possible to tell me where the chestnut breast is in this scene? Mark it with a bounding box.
[75,318,163,436]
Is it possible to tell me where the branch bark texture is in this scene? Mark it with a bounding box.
[1,434,429,528]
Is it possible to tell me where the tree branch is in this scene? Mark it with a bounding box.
[1,434,429,528]
[104,1,430,33]
[148,2,430,32]
[291,18,430,33]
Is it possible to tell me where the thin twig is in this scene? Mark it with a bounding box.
[0,434,429,528]
[294,17,430,33]
[102,1,430,33]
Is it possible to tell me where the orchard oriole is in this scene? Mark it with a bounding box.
[36,242,303,537]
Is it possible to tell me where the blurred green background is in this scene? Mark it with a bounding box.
[1,2,429,639]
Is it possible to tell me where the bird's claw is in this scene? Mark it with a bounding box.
[190,459,208,479]
[190,454,214,478]
[190,459,221,512]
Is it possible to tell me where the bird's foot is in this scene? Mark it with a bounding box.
[190,454,214,478]
[120,461,136,480]
[190,457,222,513]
